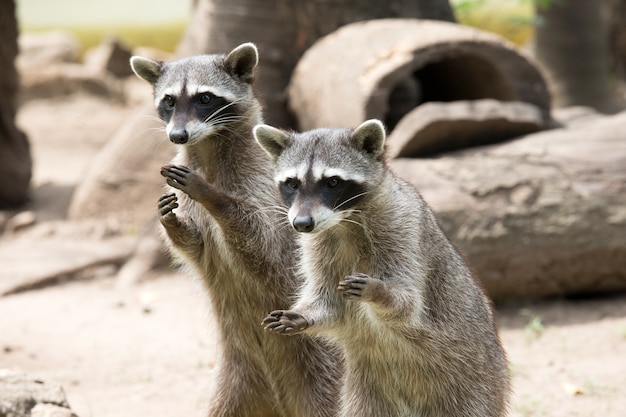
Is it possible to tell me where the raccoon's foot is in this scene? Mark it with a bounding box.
[161,164,211,202]
[157,192,181,227]
[262,310,311,335]
[338,273,387,302]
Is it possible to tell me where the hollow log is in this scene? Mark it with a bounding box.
[288,19,550,133]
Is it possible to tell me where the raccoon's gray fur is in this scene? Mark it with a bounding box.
[255,120,510,417]
[130,43,340,417]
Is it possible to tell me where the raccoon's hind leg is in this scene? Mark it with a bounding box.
[207,353,284,417]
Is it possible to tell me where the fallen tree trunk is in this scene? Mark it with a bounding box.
[390,111,626,301]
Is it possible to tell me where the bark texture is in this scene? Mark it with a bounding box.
[534,0,621,113]
[390,112,626,301]
[605,0,626,80]
[0,0,32,208]
[386,99,547,157]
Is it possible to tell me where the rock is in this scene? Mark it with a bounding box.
[288,19,550,136]
[17,34,126,102]
[17,31,80,71]
[31,404,77,417]
[4,211,37,234]
[0,220,136,299]
[386,99,547,157]
[18,63,125,103]
[84,37,134,78]
[0,370,77,417]
[389,111,626,300]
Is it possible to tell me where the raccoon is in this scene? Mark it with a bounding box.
[255,120,510,417]
[130,43,340,417]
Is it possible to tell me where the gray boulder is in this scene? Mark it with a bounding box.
[0,370,77,417]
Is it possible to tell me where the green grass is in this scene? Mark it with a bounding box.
[453,0,536,45]
[22,22,187,56]
[520,308,545,341]
[24,2,535,54]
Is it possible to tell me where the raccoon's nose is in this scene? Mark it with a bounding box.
[293,215,315,233]
[169,129,189,144]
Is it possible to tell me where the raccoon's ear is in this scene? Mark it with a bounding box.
[350,119,386,158]
[254,124,290,161]
[130,56,163,85]
[226,42,259,83]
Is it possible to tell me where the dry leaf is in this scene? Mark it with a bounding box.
[561,382,584,396]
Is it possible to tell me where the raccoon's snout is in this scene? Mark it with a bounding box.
[293,215,315,233]
[169,129,189,144]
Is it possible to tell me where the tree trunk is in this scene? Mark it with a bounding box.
[533,0,621,113]
[605,0,626,80]
[177,0,456,128]
[0,0,32,208]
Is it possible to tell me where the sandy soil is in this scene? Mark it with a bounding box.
[1,85,625,417]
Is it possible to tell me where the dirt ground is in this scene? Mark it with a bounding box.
[1,84,625,417]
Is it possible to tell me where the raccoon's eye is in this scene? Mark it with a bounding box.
[198,93,212,105]
[285,178,299,189]
[326,176,341,188]
[163,95,175,108]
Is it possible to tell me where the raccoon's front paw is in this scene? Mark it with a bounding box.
[262,310,311,335]
[160,164,207,201]
[338,273,384,302]
[157,192,181,227]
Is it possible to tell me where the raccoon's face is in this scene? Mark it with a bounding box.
[254,120,386,233]
[154,74,240,145]
[277,160,368,233]
[130,43,259,145]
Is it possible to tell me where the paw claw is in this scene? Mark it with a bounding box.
[262,310,309,335]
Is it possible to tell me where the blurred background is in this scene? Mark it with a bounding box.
[1,1,625,417]
[17,0,193,54]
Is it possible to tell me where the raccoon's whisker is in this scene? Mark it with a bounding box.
[138,114,166,125]
[248,205,290,219]
[203,98,246,124]
[144,127,168,135]
[209,115,248,128]
[334,192,369,210]
[211,118,247,129]
[338,217,364,228]
[208,110,246,122]
[135,123,169,154]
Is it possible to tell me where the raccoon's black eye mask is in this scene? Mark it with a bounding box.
[157,92,234,125]
[278,176,366,211]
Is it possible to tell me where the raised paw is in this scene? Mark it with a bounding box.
[338,273,383,301]
[262,310,311,335]
[157,192,180,226]
[160,164,207,201]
